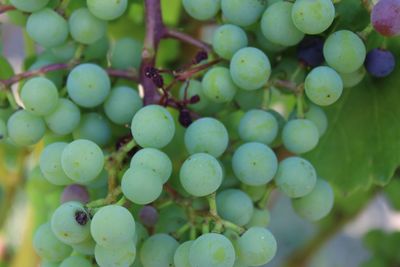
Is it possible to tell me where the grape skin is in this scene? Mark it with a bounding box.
[66,63,111,108]
[110,38,143,69]
[291,0,335,35]
[282,119,320,154]
[33,223,72,262]
[245,208,271,228]
[87,0,128,21]
[72,112,112,147]
[180,153,223,197]
[364,48,396,78]
[21,77,59,116]
[95,240,136,267]
[323,30,366,74]
[121,167,163,205]
[305,66,343,106]
[139,206,159,227]
[184,117,229,158]
[45,98,81,135]
[174,241,193,267]
[261,2,305,46]
[69,8,107,45]
[40,142,73,186]
[232,142,278,186]
[292,179,334,221]
[216,189,254,226]
[221,0,267,27]
[182,0,221,21]
[202,67,239,103]
[237,227,277,266]
[371,0,400,37]
[90,205,136,248]
[230,47,271,91]
[275,157,317,198]
[212,24,248,60]
[7,110,46,146]
[10,0,50,12]
[51,201,91,244]
[189,233,235,267]
[179,80,211,112]
[140,234,179,267]
[27,8,69,48]
[339,67,366,88]
[60,256,92,267]
[131,105,175,149]
[304,104,328,137]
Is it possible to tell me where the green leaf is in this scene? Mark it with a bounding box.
[305,39,400,194]
[334,0,370,32]
[161,0,182,26]
[0,56,14,80]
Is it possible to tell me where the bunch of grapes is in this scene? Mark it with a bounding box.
[0,0,399,266]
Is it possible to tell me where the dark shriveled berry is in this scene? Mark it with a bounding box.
[190,95,201,104]
[179,109,193,128]
[194,50,208,64]
[75,210,89,225]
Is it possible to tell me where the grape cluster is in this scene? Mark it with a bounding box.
[0,0,398,267]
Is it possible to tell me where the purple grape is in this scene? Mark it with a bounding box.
[364,48,396,77]
[371,0,400,37]
[61,184,90,204]
[297,36,324,67]
[139,205,159,227]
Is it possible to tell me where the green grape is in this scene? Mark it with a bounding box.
[0,119,8,141]
[292,179,334,221]
[51,42,77,62]
[202,67,238,103]
[40,142,74,186]
[84,35,109,60]
[51,201,91,244]
[232,142,278,186]
[305,66,343,106]
[221,0,267,26]
[184,117,229,157]
[29,56,64,88]
[180,153,223,197]
[275,157,317,198]
[33,223,72,262]
[87,0,128,20]
[59,255,92,267]
[104,86,143,125]
[174,241,193,267]
[179,80,210,112]
[230,47,271,90]
[212,24,248,60]
[71,236,95,256]
[41,261,61,267]
[255,28,287,53]
[182,0,220,20]
[73,113,111,147]
[291,0,335,34]
[110,38,142,69]
[91,205,136,248]
[69,8,106,45]
[237,227,277,266]
[131,105,175,148]
[121,167,163,205]
[61,139,104,183]
[339,67,366,88]
[305,104,328,137]
[323,30,367,74]
[67,63,111,108]
[219,110,244,141]
[261,2,305,46]
[155,204,188,234]
[27,8,68,48]
[21,77,59,116]
[45,98,81,136]
[216,189,254,226]
[234,89,264,111]
[140,234,179,267]
[95,240,136,267]
[245,208,270,228]
[238,109,278,145]
[130,148,172,184]
[240,184,266,202]
[282,119,319,154]
[7,110,46,146]
[10,0,50,12]
[133,222,149,247]
[189,233,235,267]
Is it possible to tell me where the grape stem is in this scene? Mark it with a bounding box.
[141,0,213,105]
[0,5,15,15]
[257,182,276,209]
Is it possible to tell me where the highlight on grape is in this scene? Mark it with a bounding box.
[0,0,399,267]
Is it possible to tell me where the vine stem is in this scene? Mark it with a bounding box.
[164,28,212,52]
[0,62,139,90]
[0,5,15,15]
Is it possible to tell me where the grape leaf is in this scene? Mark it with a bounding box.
[305,39,400,194]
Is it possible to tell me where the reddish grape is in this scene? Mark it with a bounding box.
[371,0,400,36]
[61,184,90,204]
[139,205,159,227]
